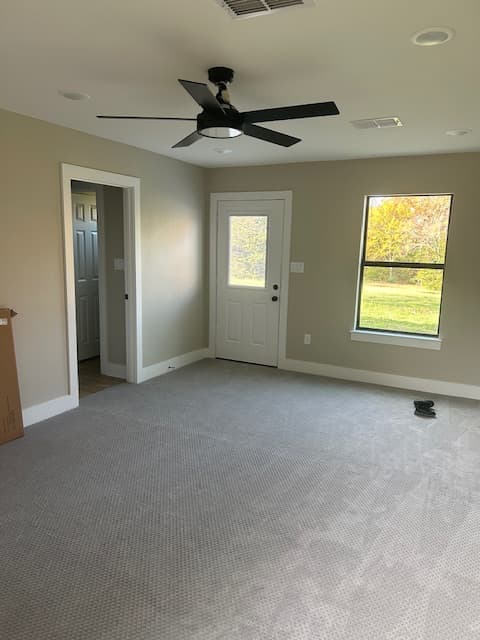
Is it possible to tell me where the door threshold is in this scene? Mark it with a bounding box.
[215,357,278,369]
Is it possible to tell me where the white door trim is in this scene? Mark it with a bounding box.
[61,164,142,408]
[209,191,292,364]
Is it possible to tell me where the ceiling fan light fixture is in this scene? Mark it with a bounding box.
[199,126,243,139]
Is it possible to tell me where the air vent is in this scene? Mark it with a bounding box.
[216,0,315,19]
[265,0,304,7]
[351,117,403,130]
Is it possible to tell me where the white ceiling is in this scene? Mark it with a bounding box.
[1,0,479,168]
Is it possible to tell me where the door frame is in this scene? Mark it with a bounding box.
[209,191,292,365]
[61,164,142,405]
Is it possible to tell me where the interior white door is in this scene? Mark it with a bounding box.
[216,199,284,366]
[72,192,100,361]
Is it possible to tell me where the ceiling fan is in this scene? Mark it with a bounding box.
[97,67,340,148]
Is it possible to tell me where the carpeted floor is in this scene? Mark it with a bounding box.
[1,359,480,639]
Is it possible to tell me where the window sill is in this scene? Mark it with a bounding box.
[350,330,442,350]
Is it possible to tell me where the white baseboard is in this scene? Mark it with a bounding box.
[22,394,78,427]
[21,350,210,427]
[101,361,126,379]
[279,357,480,400]
[140,348,211,383]
[205,346,215,358]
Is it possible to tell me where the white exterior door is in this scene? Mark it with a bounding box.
[72,193,100,361]
[215,199,284,366]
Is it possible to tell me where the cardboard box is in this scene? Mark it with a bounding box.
[0,308,24,445]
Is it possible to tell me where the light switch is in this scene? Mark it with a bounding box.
[290,262,304,273]
[114,258,125,271]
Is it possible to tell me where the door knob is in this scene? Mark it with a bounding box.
[272,295,278,302]
[273,284,279,290]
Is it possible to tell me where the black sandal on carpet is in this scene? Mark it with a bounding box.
[414,406,436,418]
[414,400,435,409]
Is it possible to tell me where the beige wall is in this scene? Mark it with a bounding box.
[1,108,208,409]
[208,153,480,385]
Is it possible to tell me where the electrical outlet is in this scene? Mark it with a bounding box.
[304,334,311,345]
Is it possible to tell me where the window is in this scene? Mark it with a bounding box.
[228,215,268,288]
[356,194,453,337]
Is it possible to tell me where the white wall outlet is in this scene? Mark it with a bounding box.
[290,262,304,273]
[304,333,311,345]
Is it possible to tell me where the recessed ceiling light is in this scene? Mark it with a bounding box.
[411,27,455,46]
[213,148,233,154]
[446,129,471,136]
[58,90,91,101]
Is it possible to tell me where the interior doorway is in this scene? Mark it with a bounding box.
[71,181,127,397]
[61,164,142,409]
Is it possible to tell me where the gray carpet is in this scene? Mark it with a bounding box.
[1,359,480,639]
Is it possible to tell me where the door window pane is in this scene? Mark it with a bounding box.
[228,216,267,288]
[358,267,443,335]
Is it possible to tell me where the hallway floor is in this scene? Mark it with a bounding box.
[78,356,124,398]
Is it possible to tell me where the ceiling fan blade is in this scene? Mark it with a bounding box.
[243,123,300,147]
[178,79,225,115]
[243,101,339,123]
[172,131,202,148]
[97,115,196,121]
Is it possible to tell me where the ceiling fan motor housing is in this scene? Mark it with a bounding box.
[208,67,235,108]
[197,109,243,138]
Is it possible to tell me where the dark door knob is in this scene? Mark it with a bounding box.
[271,295,278,302]
[273,284,279,290]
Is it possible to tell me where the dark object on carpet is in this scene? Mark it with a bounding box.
[414,400,435,409]
[414,399,436,418]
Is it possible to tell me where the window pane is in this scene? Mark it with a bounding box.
[358,267,443,335]
[365,195,451,264]
[228,216,267,288]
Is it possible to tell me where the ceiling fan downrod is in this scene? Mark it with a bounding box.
[208,66,235,109]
